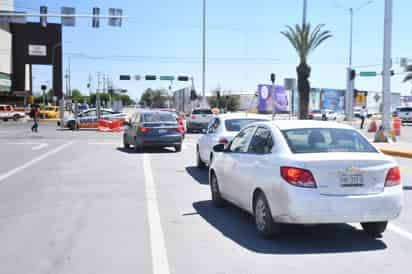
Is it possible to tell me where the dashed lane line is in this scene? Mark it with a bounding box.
[0,142,73,183]
[143,154,171,274]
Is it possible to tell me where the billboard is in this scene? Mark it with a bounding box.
[258,84,289,113]
[321,89,345,111]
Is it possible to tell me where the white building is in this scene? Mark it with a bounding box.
[0,0,13,92]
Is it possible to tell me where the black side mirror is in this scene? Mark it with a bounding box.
[213,144,226,153]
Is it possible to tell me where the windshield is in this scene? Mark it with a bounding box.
[282,128,377,154]
[192,109,212,115]
[142,112,176,123]
[399,107,412,112]
[225,119,267,132]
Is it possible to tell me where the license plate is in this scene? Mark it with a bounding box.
[341,174,363,187]
[158,129,168,134]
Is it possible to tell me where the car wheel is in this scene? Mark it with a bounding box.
[197,147,206,168]
[68,121,76,131]
[13,114,20,121]
[175,144,182,152]
[254,192,280,238]
[361,221,388,237]
[210,172,225,208]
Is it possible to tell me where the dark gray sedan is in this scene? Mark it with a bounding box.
[123,110,184,152]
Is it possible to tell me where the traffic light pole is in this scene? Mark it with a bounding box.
[346,8,354,122]
[382,0,393,133]
[201,0,207,107]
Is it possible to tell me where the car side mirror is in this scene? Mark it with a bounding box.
[213,144,226,153]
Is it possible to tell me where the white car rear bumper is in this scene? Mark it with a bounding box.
[272,185,403,224]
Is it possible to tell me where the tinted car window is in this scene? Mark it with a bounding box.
[224,119,267,132]
[229,126,255,153]
[248,127,273,154]
[282,128,377,154]
[399,107,412,112]
[142,112,176,122]
[192,109,212,115]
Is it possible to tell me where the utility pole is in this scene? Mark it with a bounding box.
[68,55,71,98]
[346,8,354,121]
[96,72,102,120]
[382,0,393,132]
[202,0,206,107]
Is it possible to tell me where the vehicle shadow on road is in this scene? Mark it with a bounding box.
[185,166,209,185]
[192,200,387,254]
[116,147,176,154]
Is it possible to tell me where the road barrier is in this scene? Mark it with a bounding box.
[393,117,401,136]
[98,119,124,132]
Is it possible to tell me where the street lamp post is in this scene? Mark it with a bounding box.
[382,0,393,132]
[201,0,206,107]
[302,0,307,26]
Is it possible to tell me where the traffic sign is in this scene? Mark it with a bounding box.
[359,71,377,77]
[145,75,157,81]
[119,75,131,80]
[177,76,189,82]
[159,76,175,81]
[61,7,75,27]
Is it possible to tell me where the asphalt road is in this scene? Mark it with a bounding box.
[0,121,412,274]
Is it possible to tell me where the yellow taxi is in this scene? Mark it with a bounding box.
[40,106,59,119]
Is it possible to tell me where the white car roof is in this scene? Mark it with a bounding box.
[261,120,354,131]
[216,113,271,121]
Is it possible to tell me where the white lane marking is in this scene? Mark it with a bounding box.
[388,224,412,241]
[143,154,171,274]
[7,142,49,151]
[32,143,49,150]
[0,142,73,183]
[182,143,188,150]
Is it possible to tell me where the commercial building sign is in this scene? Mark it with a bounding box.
[321,89,345,111]
[0,72,11,92]
[28,44,47,56]
[258,84,289,113]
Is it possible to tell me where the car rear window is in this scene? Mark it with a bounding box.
[192,109,212,115]
[142,112,176,123]
[282,128,377,154]
[225,119,267,132]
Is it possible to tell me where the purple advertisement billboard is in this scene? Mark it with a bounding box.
[258,84,289,113]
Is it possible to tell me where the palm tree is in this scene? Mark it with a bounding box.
[403,64,412,83]
[281,24,332,119]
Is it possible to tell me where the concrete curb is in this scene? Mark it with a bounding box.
[380,148,412,159]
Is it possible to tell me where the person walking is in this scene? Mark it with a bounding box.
[30,105,40,132]
[360,106,367,129]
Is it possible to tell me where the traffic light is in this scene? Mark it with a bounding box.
[145,75,157,80]
[177,76,189,82]
[92,7,100,28]
[40,6,47,28]
[270,73,276,83]
[350,69,356,81]
[216,91,220,99]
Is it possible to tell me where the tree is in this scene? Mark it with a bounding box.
[71,89,85,103]
[208,90,240,112]
[281,24,332,119]
[139,88,168,108]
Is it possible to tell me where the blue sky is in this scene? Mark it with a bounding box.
[14,0,412,99]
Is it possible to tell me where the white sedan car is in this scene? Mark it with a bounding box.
[209,120,403,238]
[197,114,269,167]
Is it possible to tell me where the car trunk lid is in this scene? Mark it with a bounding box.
[293,153,393,195]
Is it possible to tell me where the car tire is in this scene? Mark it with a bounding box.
[254,192,280,238]
[68,121,76,131]
[13,114,20,121]
[361,221,388,237]
[210,172,226,208]
[175,144,182,152]
[197,147,206,168]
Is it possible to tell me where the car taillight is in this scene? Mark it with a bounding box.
[218,137,228,145]
[177,126,185,133]
[385,167,401,187]
[280,167,317,188]
[191,115,196,119]
[140,127,151,133]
